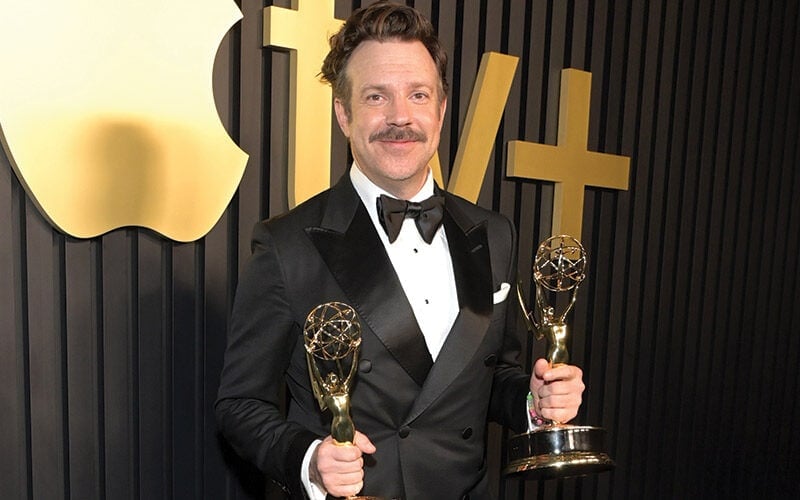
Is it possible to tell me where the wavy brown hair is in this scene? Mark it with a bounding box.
[320,1,449,114]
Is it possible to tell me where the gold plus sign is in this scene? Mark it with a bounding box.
[264,0,344,207]
[507,69,630,239]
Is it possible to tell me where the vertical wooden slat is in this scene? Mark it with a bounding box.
[693,0,733,490]
[771,6,800,494]
[90,239,107,500]
[603,0,644,497]
[26,202,66,499]
[170,242,197,498]
[204,219,235,500]
[445,0,466,175]
[718,0,757,495]
[732,0,772,496]
[237,0,271,269]
[656,0,697,493]
[704,0,743,495]
[493,0,519,219]
[749,0,788,493]
[207,12,244,500]
[194,241,206,497]
[330,1,353,183]
[100,231,134,499]
[65,238,102,499]
[0,134,31,499]
[137,233,166,499]
[675,0,727,495]
[159,241,174,498]
[615,0,661,496]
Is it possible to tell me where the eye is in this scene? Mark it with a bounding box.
[410,92,430,103]
[365,94,385,105]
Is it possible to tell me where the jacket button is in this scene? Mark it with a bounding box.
[483,354,497,366]
[461,427,473,439]
[399,427,410,438]
[359,359,372,373]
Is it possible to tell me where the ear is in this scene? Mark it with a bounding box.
[438,96,448,128]
[333,98,351,138]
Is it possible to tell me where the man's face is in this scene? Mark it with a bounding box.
[334,39,447,199]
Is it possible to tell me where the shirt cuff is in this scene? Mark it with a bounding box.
[301,439,327,500]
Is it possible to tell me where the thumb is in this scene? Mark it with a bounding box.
[353,430,376,454]
[533,358,551,379]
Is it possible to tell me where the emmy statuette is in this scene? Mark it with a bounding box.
[304,302,382,500]
[504,235,615,479]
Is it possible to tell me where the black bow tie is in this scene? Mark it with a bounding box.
[376,193,445,244]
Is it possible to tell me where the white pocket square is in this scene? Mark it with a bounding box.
[493,282,511,304]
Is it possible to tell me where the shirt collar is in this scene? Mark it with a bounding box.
[349,162,435,224]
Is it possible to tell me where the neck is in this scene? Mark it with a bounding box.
[355,165,432,201]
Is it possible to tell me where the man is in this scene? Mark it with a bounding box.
[215,2,585,499]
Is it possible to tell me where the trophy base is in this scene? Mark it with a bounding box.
[504,425,614,480]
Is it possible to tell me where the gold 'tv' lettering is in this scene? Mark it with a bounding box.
[263,0,344,208]
[507,69,630,238]
[445,52,518,201]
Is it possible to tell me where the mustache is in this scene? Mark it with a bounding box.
[369,127,427,143]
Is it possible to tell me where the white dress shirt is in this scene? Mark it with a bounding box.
[349,163,459,358]
[302,164,460,498]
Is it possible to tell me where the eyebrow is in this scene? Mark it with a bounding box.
[358,84,389,95]
[358,82,435,96]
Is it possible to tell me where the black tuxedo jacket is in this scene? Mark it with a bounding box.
[215,174,530,499]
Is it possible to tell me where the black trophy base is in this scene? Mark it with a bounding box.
[504,425,615,480]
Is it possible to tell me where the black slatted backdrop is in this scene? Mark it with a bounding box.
[1,0,799,499]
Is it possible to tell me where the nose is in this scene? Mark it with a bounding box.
[385,97,412,127]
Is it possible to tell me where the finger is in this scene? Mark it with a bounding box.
[327,479,365,499]
[537,392,580,417]
[538,377,581,400]
[317,439,363,468]
[538,392,583,410]
[317,455,363,476]
[543,364,583,382]
[540,406,579,424]
[323,466,365,498]
[326,469,364,486]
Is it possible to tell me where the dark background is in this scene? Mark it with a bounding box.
[1,0,798,498]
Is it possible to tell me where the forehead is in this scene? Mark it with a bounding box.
[346,39,440,90]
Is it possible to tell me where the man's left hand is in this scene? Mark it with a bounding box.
[529,358,585,423]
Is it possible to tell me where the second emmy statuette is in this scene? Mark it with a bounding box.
[504,235,614,479]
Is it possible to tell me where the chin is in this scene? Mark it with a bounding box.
[383,167,427,183]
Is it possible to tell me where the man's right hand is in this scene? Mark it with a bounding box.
[309,430,376,498]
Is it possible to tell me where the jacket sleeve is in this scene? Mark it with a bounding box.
[214,222,319,496]
[486,214,532,434]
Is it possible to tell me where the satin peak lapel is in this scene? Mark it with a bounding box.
[304,177,433,387]
[444,197,493,317]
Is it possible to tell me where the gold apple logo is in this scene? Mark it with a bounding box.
[0,1,248,242]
